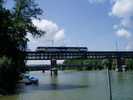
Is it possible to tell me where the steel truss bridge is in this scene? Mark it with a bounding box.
[26,51,133,60]
[25,47,133,73]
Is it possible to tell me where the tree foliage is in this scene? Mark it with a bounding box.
[127,59,133,70]
[0,0,44,94]
[63,59,104,70]
[0,0,44,66]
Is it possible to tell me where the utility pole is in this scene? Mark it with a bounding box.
[51,39,54,47]
[116,40,119,51]
[107,67,112,100]
[44,39,54,47]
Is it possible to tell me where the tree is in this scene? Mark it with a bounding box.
[102,59,112,69]
[63,59,104,70]
[0,0,44,94]
[127,59,133,70]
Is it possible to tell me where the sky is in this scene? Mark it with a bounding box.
[6,0,133,51]
[5,0,133,65]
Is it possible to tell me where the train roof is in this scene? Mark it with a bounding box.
[37,47,88,49]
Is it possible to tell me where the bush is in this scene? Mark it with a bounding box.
[0,56,19,94]
[127,59,133,70]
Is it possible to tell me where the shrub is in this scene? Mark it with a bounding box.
[0,56,19,94]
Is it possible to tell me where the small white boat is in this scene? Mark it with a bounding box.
[21,74,39,85]
[28,76,39,84]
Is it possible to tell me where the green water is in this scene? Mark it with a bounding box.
[0,70,133,100]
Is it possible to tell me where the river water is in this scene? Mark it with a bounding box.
[0,70,133,100]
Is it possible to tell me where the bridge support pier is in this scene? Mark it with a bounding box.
[50,59,58,76]
[42,69,45,73]
[116,57,123,72]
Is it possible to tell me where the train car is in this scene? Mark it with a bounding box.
[36,47,88,52]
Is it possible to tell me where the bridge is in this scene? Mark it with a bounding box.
[26,51,133,60]
[26,47,133,75]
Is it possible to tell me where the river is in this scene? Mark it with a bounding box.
[0,70,133,100]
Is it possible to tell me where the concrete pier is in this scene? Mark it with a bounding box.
[116,57,125,72]
[50,59,58,76]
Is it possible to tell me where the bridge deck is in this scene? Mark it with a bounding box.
[25,51,133,60]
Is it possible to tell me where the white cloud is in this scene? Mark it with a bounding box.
[87,0,106,4]
[109,0,133,50]
[54,29,65,41]
[121,18,133,28]
[111,0,133,18]
[27,19,65,50]
[113,24,119,29]
[110,0,133,28]
[116,28,131,38]
[126,42,133,50]
[110,0,117,3]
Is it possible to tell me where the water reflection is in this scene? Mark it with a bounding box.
[0,95,20,100]
[20,73,89,92]
[22,84,89,92]
[1,70,133,100]
[50,75,59,89]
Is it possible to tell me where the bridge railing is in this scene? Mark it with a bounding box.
[25,51,133,60]
[25,51,87,60]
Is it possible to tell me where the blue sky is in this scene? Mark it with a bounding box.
[6,0,133,51]
[36,0,117,51]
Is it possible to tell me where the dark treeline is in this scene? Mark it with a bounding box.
[0,0,44,94]
[62,59,108,70]
[62,59,133,71]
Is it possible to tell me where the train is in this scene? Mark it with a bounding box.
[36,47,88,52]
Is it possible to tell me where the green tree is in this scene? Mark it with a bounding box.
[63,59,104,70]
[0,0,44,94]
[127,59,133,70]
[102,59,112,69]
